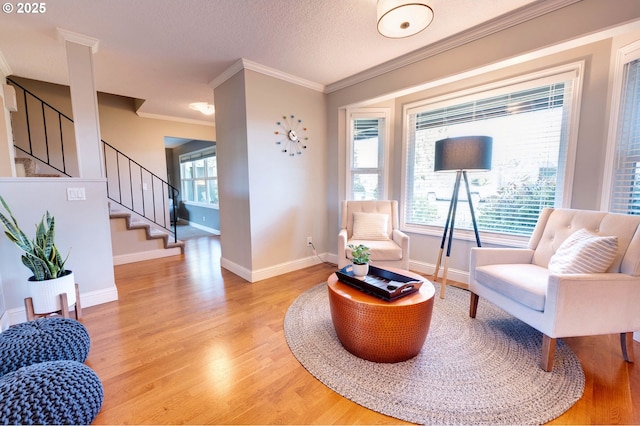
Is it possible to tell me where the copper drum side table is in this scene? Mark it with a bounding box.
[327,268,435,363]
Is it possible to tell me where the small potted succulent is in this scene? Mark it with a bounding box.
[0,195,74,314]
[348,243,370,277]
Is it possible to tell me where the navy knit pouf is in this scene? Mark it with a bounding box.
[0,318,90,377]
[0,360,104,425]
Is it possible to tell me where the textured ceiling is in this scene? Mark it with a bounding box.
[0,0,550,124]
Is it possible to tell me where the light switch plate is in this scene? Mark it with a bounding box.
[67,187,86,201]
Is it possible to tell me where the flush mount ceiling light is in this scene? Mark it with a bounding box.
[189,102,215,116]
[377,0,434,38]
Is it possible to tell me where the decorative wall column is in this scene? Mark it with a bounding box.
[58,29,104,179]
[0,51,16,177]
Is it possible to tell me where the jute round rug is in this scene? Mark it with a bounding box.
[284,282,585,425]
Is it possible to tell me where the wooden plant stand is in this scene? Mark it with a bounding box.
[24,283,82,321]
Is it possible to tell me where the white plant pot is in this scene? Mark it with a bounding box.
[352,263,369,277]
[27,271,76,314]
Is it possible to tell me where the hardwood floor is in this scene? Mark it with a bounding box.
[82,236,640,425]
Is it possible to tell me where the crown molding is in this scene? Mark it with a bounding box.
[0,50,12,77]
[57,28,100,54]
[136,111,215,127]
[325,0,581,93]
[209,58,325,92]
[241,59,325,92]
[209,59,245,89]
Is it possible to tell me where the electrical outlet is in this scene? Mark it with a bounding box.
[306,236,313,246]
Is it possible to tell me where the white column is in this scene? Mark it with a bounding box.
[0,51,16,177]
[58,28,103,179]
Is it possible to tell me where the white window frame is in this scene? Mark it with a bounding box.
[401,62,583,246]
[346,108,391,200]
[602,40,640,212]
[179,146,219,209]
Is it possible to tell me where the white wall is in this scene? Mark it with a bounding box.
[0,178,117,326]
[245,70,327,273]
[214,68,328,282]
[214,71,253,276]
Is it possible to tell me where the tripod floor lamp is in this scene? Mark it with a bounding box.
[432,136,492,299]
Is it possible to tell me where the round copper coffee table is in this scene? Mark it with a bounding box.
[327,268,435,363]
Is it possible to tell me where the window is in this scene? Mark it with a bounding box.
[403,65,582,239]
[180,147,218,207]
[607,42,640,215]
[347,109,389,200]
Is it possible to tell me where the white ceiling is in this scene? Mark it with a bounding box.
[0,0,555,124]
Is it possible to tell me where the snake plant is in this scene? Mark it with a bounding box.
[0,195,69,281]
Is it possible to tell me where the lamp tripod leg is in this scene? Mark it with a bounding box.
[440,256,450,299]
[440,171,462,299]
[434,248,444,280]
[435,175,457,281]
[463,170,482,247]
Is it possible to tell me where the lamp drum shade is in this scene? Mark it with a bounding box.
[434,136,492,172]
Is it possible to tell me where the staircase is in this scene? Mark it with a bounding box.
[109,204,184,265]
[8,77,184,263]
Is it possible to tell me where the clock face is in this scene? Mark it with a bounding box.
[274,115,309,156]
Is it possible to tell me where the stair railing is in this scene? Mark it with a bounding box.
[7,78,179,242]
[8,78,72,177]
[103,141,179,241]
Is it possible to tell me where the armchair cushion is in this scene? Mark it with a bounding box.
[548,228,618,274]
[352,212,390,240]
[475,264,549,311]
[347,239,403,261]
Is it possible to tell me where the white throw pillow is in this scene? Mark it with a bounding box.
[351,212,389,240]
[548,228,618,274]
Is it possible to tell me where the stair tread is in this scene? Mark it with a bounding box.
[110,207,184,254]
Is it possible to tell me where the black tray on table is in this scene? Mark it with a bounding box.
[335,265,423,301]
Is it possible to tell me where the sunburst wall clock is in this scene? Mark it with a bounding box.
[274,115,309,156]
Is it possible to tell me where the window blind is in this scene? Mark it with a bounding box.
[405,78,574,237]
[350,115,386,200]
[611,58,640,215]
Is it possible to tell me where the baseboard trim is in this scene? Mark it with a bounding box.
[220,257,251,282]
[250,254,328,283]
[186,221,220,235]
[0,311,10,331]
[2,285,119,326]
[221,253,330,283]
[113,247,182,265]
[80,285,119,309]
[220,253,455,285]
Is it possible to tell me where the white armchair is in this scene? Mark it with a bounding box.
[338,200,410,270]
[469,208,640,371]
